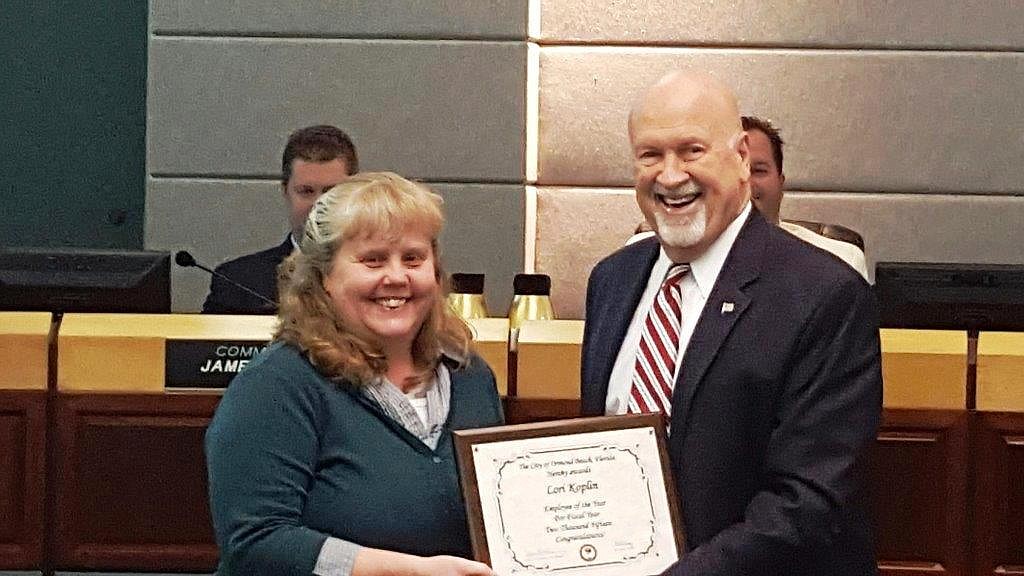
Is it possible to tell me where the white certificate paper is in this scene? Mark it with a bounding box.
[468,426,679,575]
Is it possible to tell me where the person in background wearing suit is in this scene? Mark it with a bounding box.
[743,115,869,280]
[202,125,359,314]
[581,70,882,575]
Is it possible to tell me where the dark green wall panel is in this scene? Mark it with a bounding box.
[1,1,147,248]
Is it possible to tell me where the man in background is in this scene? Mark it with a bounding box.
[203,125,358,314]
[744,115,869,280]
[582,70,882,575]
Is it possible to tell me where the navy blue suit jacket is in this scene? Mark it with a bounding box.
[582,210,882,576]
[202,237,291,315]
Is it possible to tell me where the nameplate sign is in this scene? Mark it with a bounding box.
[454,414,683,576]
[165,339,269,389]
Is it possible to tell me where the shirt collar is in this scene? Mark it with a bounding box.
[657,200,751,299]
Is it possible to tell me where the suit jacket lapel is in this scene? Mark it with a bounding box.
[671,211,767,430]
[589,240,661,409]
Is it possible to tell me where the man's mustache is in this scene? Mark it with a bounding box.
[651,180,703,198]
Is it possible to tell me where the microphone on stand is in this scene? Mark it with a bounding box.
[175,250,277,309]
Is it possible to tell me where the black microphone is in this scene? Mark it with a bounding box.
[175,250,277,309]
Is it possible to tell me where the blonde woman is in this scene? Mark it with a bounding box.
[206,172,502,576]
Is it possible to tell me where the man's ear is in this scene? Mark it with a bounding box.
[735,131,751,180]
[780,172,786,187]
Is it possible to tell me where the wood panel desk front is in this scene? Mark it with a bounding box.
[51,313,277,572]
[874,329,969,576]
[48,314,511,572]
[974,332,1024,576]
[35,315,1020,574]
[0,312,51,570]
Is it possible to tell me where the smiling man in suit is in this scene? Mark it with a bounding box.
[581,70,882,575]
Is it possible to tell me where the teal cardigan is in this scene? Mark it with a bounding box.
[205,341,504,576]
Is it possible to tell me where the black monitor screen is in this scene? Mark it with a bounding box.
[874,262,1024,331]
[0,248,171,313]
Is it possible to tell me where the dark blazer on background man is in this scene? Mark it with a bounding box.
[202,237,292,315]
[581,210,882,576]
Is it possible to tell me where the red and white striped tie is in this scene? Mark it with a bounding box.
[628,263,689,416]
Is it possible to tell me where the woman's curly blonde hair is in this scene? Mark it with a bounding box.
[274,172,472,387]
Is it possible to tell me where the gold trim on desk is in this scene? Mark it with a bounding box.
[516,320,584,399]
[466,317,510,396]
[58,313,278,339]
[0,312,53,390]
[977,332,1024,412]
[880,329,967,410]
[57,314,277,393]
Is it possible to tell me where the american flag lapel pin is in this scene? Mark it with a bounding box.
[721,302,735,314]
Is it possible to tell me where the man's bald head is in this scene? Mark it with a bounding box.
[628,70,751,263]
[629,70,744,146]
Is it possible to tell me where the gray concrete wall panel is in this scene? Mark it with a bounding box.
[533,187,1024,319]
[538,0,1023,50]
[145,180,523,314]
[434,183,524,316]
[145,179,290,313]
[152,1,527,39]
[533,188,644,320]
[782,192,1024,281]
[148,38,526,182]
[536,48,1024,194]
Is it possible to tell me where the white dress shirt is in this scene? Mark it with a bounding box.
[605,201,751,416]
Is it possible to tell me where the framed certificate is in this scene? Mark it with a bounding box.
[453,414,684,576]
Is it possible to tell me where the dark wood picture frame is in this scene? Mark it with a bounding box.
[453,413,684,574]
